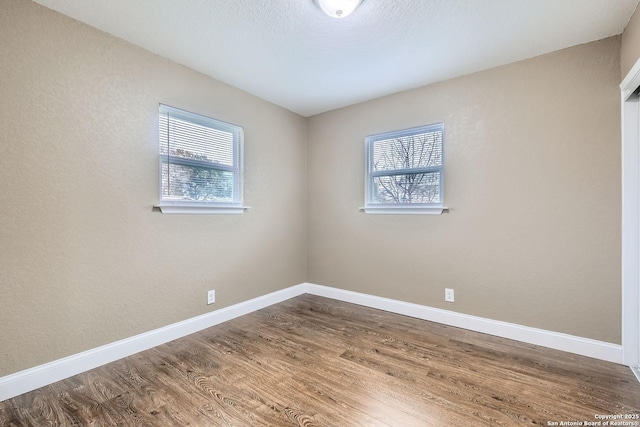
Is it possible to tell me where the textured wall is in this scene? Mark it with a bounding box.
[622,3,640,77]
[0,0,307,376]
[307,37,622,344]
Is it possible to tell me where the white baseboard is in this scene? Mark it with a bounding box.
[0,282,626,402]
[303,283,623,365]
[0,284,307,402]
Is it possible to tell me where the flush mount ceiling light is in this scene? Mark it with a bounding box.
[315,0,363,18]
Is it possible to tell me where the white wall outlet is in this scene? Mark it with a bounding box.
[445,288,455,303]
[207,290,216,305]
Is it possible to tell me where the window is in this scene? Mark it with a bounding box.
[156,104,245,214]
[364,123,445,214]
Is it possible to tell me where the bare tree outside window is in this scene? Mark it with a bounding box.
[161,152,234,202]
[367,124,444,207]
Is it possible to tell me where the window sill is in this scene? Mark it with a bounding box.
[154,204,250,215]
[359,206,448,215]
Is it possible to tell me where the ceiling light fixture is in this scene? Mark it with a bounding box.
[315,0,363,19]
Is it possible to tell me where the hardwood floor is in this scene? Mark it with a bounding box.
[1,294,639,426]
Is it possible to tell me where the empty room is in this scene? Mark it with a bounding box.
[1,0,640,425]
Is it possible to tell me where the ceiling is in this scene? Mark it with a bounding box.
[33,0,640,117]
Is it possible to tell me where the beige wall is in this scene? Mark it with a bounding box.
[307,37,622,344]
[622,3,640,77]
[0,0,307,376]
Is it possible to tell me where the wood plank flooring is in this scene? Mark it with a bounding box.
[1,294,639,426]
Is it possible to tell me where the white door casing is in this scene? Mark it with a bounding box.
[621,57,640,373]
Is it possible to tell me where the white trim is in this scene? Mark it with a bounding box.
[621,58,640,368]
[0,284,307,402]
[304,283,623,364]
[621,58,640,101]
[154,204,250,214]
[632,365,640,383]
[359,206,446,215]
[0,282,629,402]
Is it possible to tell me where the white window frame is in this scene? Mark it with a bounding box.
[155,104,247,214]
[363,123,445,215]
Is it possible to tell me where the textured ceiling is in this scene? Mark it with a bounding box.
[33,0,640,117]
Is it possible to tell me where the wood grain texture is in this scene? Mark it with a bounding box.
[1,294,638,426]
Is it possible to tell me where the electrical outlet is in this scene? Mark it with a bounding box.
[445,288,455,303]
[207,290,216,305]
